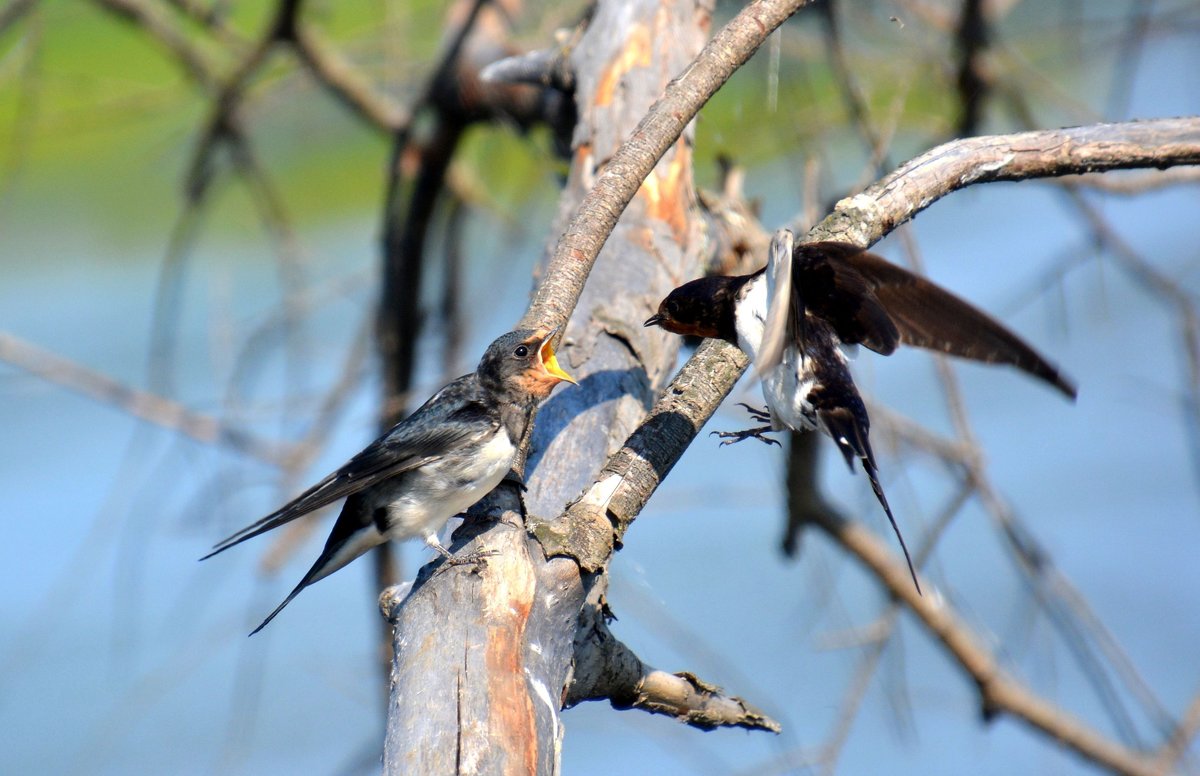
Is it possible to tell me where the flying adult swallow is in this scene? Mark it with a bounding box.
[645,230,1076,591]
[203,328,575,634]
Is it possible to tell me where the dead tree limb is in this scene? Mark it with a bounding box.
[383,1,806,772]
[817,117,1200,245]
[565,602,780,732]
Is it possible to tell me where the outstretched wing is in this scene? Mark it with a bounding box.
[794,242,1076,399]
[790,242,902,356]
[202,376,497,559]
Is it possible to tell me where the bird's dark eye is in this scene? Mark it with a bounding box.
[665,299,680,315]
[514,345,530,358]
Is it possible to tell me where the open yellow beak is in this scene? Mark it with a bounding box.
[538,330,576,385]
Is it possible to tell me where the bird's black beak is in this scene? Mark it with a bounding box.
[644,314,664,328]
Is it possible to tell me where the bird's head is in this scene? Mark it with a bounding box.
[479,327,576,404]
[644,275,744,343]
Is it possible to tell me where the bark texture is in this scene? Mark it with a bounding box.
[522,0,708,519]
[382,2,760,773]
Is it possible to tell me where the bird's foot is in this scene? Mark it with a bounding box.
[711,425,780,447]
[432,547,499,576]
[502,470,529,492]
[735,402,773,423]
[496,512,524,531]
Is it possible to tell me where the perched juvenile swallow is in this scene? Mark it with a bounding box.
[646,230,1076,591]
[203,328,575,634]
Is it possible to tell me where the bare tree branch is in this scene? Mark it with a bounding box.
[954,0,990,136]
[1155,689,1200,773]
[1060,184,1200,498]
[809,482,972,776]
[0,331,289,466]
[814,507,1163,776]
[162,0,245,49]
[566,601,780,732]
[292,23,406,131]
[817,117,1200,246]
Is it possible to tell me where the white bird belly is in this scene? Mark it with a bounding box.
[734,276,768,360]
[378,429,515,543]
[761,351,819,433]
[732,276,824,433]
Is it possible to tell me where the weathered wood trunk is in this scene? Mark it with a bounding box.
[382,1,709,772]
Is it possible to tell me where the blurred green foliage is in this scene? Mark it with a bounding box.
[0,1,442,242]
[0,1,1103,254]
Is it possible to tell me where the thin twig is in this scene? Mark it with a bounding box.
[898,231,1158,748]
[92,0,220,90]
[0,331,290,466]
[161,0,245,49]
[814,481,973,776]
[292,24,406,130]
[813,506,1163,776]
[1154,689,1200,772]
[1061,184,1200,501]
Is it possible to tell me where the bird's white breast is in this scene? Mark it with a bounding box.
[454,429,518,498]
[733,275,768,360]
[732,275,826,433]
[761,348,819,433]
[379,427,515,542]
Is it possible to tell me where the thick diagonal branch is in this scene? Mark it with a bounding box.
[533,339,748,571]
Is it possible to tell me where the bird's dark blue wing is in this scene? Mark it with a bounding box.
[202,375,498,558]
[792,242,901,356]
[798,243,1075,398]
